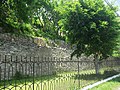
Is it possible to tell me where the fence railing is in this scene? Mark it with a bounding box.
[0,55,120,90]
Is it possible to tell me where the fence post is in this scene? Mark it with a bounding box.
[78,60,80,89]
[33,57,35,90]
[3,55,7,89]
[15,55,18,90]
[0,54,1,82]
[0,66,1,82]
[41,56,43,90]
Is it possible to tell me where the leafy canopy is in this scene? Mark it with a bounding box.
[0,0,120,59]
[58,0,120,60]
[0,0,61,39]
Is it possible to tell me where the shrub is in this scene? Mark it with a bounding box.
[13,71,23,80]
[104,69,119,77]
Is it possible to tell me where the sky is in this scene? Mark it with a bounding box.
[106,0,120,16]
[114,0,120,16]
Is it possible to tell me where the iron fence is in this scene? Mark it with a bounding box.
[0,54,120,90]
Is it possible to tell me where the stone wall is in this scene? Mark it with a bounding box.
[0,55,57,80]
[0,54,94,80]
[0,33,72,57]
[0,33,119,81]
[0,33,73,80]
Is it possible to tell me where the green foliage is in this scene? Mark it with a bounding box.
[0,0,61,39]
[58,0,120,60]
[112,19,120,57]
[13,71,30,80]
[13,71,24,80]
[0,0,120,58]
[104,70,119,77]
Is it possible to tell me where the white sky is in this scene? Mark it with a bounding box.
[114,0,120,16]
[106,0,120,16]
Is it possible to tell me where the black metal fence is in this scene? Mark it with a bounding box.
[0,55,120,90]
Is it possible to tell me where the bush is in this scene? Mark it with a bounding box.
[13,71,24,80]
[104,69,119,77]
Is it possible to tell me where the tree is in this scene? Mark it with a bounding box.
[0,0,61,39]
[0,0,35,33]
[59,0,120,74]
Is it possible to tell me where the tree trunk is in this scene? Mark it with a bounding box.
[94,56,100,74]
[94,60,99,74]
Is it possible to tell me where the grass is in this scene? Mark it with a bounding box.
[89,76,120,90]
[0,72,78,90]
[0,69,119,90]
